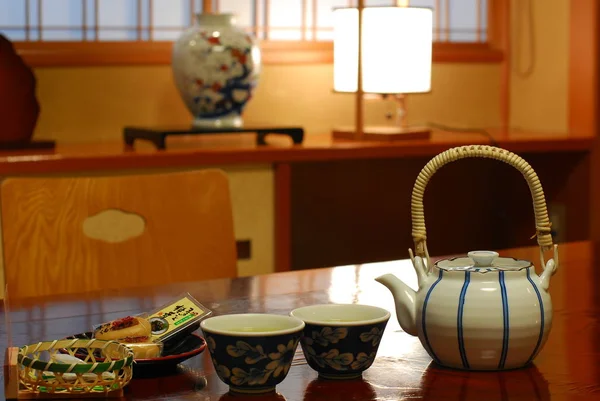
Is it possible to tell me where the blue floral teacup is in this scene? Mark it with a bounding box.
[290,304,390,380]
[200,313,305,395]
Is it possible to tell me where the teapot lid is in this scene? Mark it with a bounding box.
[435,250,532,272]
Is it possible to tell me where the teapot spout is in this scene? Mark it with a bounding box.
[375,273,418,336]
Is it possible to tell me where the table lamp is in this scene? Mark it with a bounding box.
[332,5,433,141]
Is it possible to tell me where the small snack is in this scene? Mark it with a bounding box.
[121,342,164,359]
[93,316,151,342]
[91,293,211,362]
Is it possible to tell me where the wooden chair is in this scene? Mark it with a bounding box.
[0,169,237,299]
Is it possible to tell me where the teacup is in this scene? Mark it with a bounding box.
[290,303,390,380]
[200,313,305,395]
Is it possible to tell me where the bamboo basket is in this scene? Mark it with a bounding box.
[15,339,133,398]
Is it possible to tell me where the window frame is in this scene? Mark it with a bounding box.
[9,0,507,67]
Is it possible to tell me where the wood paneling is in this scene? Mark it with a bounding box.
[289,151,590,270]
[568,1,600,243]
[569,0,599,137]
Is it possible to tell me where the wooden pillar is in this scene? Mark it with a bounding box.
[569,1,600,240]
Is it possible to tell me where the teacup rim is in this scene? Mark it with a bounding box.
[200,313,305,337]
[289,303,391,327]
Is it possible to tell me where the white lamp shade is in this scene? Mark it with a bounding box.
[333,7,433,94]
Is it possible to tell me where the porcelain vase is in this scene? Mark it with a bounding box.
[172,13,261,129]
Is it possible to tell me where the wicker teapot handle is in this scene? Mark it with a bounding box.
[411,145,557,271]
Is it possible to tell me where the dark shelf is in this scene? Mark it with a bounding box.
[123,126,304,149]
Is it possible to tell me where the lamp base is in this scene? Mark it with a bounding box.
[332,125,431,141]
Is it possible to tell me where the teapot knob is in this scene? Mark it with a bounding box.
[468,250,499,267]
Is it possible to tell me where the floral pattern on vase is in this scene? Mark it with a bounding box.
[172,13,261,129]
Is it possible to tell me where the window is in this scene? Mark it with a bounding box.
[0,0,505,66]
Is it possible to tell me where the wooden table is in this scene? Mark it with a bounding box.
[0,240,595,400]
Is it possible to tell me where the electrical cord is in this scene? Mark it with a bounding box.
[425,121,499,147]
[382,104,499,147]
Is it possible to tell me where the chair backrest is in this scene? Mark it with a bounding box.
[0,169,237,299]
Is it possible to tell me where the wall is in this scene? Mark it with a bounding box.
[32,63,502,142]
[9,55,503,288]
[22,61,502,281]
[509,0,569,132]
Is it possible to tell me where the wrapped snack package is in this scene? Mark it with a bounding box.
[93,293,211,361]
[94,316,163,358]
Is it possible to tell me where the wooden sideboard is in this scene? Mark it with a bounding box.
[0,129,594,274]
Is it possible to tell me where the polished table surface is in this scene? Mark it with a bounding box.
[0,240,597,400]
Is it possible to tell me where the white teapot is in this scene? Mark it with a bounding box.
[376,145,558,371]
